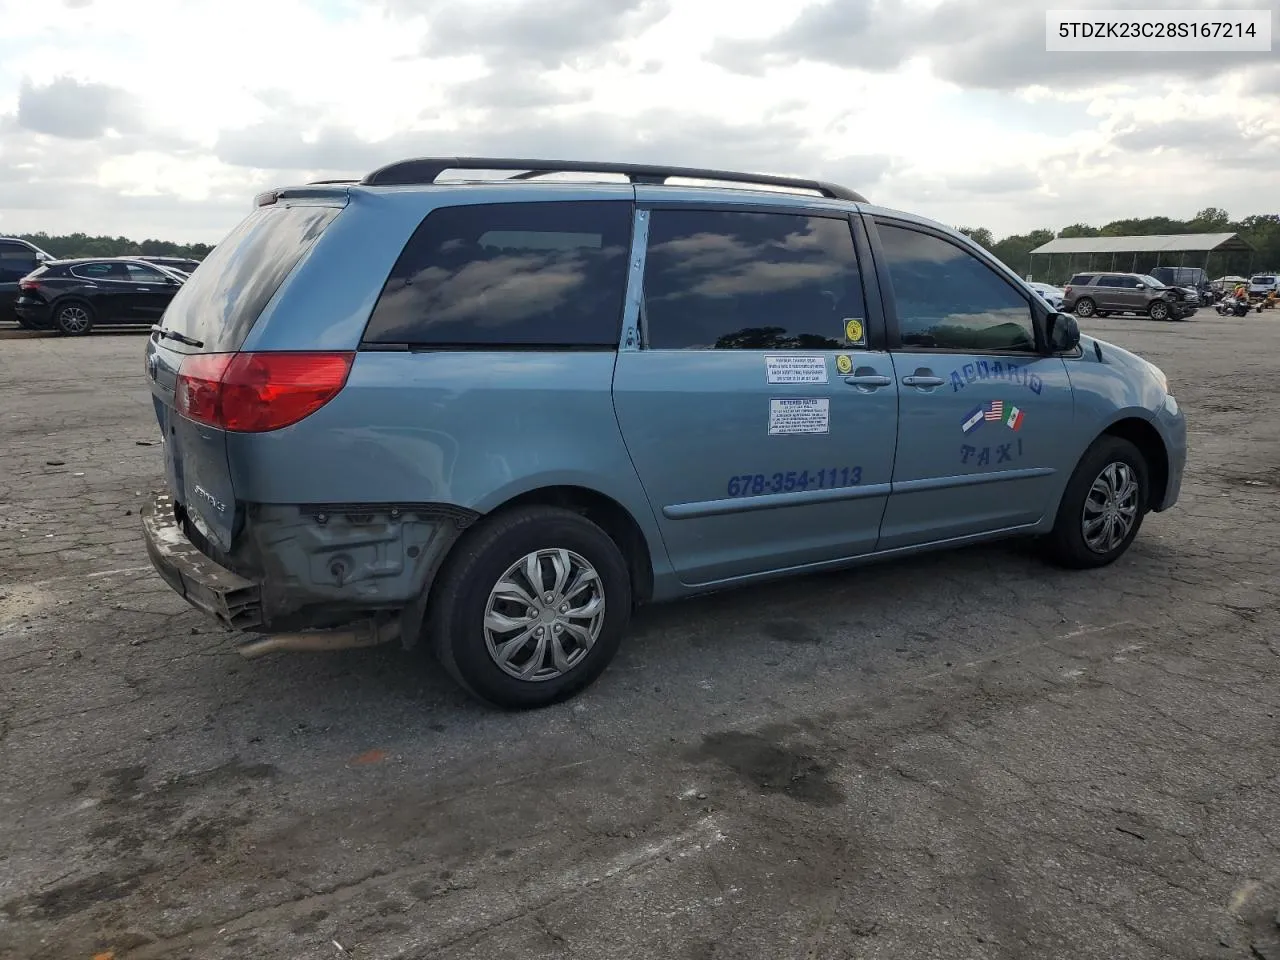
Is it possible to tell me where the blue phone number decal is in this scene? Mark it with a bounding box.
[727,467,863,497]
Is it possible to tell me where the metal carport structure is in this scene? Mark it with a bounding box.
[1028,233,1255,283]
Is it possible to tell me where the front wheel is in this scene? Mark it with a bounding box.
[1043,436,1149,569]
[1148,300,1170,321]
[427,506,632,709]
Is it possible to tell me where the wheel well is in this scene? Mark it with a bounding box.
[489,486,655,603]
[1104,418,1169,508]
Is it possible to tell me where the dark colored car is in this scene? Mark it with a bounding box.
[1148,266,1212,306]
[0,237,54,324]
[15,258,185,335]
[136,255,202,276]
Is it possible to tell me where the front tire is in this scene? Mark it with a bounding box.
[427,506,632,709]
[53,300,94,336]
[1044,436,1149,569]
[1148,300,1170,321]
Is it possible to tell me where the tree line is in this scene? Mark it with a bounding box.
[957,208,1280,285]
[16,207,1280,283]
[16,232,213,261]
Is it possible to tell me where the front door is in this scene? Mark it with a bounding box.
[122,262,177,319]
[612,202,899,587]
[867,218,1076,550]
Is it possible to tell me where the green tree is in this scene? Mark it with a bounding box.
[958,226,994,248]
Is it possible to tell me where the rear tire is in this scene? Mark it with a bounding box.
[1043,436,1149,569]
[1074,298,1096,318]
[53,300,94,336]
[427,506,632,709]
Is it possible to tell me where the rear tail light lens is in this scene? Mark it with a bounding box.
[175,351,354,432]
[18,279,40,291]
[1063,286,1072,296]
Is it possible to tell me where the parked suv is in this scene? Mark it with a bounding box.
[1063,272,1198,321]
[0,237,53,324]
[1249,275,1278,297]
[15,257,186,334]
[141,157,1187,708]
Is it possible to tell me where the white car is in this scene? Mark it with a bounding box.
[1027,281,1065,311]
[1249,275,1278,297]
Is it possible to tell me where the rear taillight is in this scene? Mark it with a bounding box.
[1063,285,1072,297]
[175,352,354,432]
[18,279,40,292]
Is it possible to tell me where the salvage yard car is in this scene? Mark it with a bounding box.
[16,257,186,334]
[141,157,1187,708]
[1063,272,1199,321]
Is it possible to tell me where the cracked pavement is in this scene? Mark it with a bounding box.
[1,316,1279,960]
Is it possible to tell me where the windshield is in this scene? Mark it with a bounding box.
[1253,276,1276,284]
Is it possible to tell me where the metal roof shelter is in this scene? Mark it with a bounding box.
[1029,232,1256,282]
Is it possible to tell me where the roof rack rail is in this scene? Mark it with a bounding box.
[308,178,359,185]
[358,157,866,202]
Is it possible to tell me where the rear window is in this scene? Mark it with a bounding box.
[158,203,340,352]
[362,201,632,348]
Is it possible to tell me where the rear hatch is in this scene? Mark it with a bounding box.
[145,200,343,551]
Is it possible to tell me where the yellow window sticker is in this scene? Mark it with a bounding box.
[844,318,865,345]
[835,354,853,375]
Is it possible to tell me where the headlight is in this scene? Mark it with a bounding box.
[1146,361,1169,394]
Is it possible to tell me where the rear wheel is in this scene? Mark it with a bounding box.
[53,300,94,336]
[1074,298,1096,318]
[427,506,632,709]
[1044,436,1149,569]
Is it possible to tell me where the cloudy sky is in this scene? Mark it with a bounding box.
[0,0,1275,244]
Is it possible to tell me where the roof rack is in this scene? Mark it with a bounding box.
[358,157,866,202]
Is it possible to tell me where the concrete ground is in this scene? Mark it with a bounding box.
[1,314,1278,960]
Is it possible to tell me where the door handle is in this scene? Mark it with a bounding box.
[902,375,946,387]
[137,287,150,292]
[843,375,892,387]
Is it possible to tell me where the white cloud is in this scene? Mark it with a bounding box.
[0,0,1274,242]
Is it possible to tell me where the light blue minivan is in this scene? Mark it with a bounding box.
[141,157,1186,708]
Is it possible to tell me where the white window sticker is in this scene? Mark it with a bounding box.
[769,398,830,435]
[765,355,828,384]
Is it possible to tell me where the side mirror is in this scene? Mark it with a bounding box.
[1046,311,1080,353]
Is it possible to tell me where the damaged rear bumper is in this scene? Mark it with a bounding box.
[141,491,264,629]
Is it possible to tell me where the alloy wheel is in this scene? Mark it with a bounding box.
[1081,462,1140,554]
[482,548,606,682]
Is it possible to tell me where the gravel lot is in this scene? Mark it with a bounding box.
[2,314,1279,960]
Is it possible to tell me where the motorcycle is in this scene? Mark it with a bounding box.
[1216,295,1252,317]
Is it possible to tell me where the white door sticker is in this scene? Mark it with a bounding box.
[765,355,828,384]
[769,398,830,435]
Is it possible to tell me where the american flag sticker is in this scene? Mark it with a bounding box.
[984,400,1005,422]
[1006,406,1024,430]
[961,405,985,434]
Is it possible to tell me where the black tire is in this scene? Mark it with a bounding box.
[1147,300,1170,321]
[1043,435,1149,570]
[1074,298,1096,318]
[53,300,95,336]
[427,506,632,709]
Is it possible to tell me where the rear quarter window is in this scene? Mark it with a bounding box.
[362,200,632,348]
[1068,274,1095,286]
[159,203,341,352]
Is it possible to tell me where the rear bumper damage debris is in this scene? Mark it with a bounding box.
[140,490,478,656]
[142,491,264,629]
